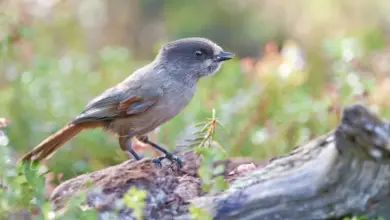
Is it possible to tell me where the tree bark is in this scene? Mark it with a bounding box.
[51,104,390,220]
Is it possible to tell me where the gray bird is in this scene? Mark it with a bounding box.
[20,37,234,167]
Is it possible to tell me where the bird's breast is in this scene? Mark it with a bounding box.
[156,83,196,120]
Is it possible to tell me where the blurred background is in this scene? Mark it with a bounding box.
[1,0,390,195]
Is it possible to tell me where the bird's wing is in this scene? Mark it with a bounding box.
[71,84,163,124]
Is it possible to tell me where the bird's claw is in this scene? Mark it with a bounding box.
[152,156,164,168]
[151,154,183,169]
[168,154,183,168]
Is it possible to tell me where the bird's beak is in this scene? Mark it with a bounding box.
[214,51,234,62]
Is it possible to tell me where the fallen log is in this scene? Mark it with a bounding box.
[50,104,390,219]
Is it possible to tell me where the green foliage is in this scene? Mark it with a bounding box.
[0,128,48,219]
[188,110,228,220]
[0,128,98,219]
[123,187,147,220]
[20,162,47,214]
[190,109,229,193]
[55,193,98,220]
[189,205,213,220]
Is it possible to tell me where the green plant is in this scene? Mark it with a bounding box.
[189,205,213,220]
[0,119,99,219]
[189,109,229,193]
[123,186,147,220]
[55,192,98,220]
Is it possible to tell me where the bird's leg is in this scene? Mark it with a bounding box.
[119,136,143,160]
[136,135,183,168]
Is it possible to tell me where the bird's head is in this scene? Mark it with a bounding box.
[156,37,234,80]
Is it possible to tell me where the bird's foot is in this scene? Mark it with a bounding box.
[152,156,165,168]
[166,154,183,168]
[151,154,183,169]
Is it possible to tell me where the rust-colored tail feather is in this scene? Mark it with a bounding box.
[20,122,100,162]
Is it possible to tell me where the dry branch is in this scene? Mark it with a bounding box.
[51,104,390,220]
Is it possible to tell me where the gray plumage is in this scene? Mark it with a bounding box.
[20,37,234,164]
[73,37,230,137]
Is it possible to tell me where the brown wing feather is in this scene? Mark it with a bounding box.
[117,96,139,115]
[118,96,160,116]
[72,88,163,124]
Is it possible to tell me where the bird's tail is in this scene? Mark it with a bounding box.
[20,122,99,162]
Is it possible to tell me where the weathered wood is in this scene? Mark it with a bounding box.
[50,151,265,220]
[51,104,390,220]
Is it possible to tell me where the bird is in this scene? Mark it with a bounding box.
[20,37,234,167]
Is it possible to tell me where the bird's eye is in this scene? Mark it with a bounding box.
[195,50,203,56]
